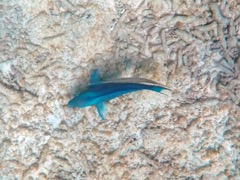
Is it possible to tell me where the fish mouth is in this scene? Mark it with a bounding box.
[67,99,75,107]
[68,98,85,108]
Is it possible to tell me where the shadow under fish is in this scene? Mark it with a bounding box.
[68,70,171,120]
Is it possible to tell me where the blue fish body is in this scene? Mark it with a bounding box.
[68,70,170,119]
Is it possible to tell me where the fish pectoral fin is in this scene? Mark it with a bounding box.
[90,69,101,84]
[96,102,106,120]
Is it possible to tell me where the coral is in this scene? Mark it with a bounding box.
[0,0,239,179]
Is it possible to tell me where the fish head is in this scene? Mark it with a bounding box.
[68,91,96,108]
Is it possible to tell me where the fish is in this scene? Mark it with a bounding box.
[68,69,171,120]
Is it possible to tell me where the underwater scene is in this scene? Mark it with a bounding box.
[0,0,239,179]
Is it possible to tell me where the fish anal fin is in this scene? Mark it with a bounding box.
[96,102,106,120]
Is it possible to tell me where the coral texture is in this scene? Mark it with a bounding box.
[0,0,239,179]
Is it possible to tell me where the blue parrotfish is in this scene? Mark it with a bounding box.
[68,70,171,120]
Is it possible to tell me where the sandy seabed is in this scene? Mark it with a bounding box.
[0,0,239,179]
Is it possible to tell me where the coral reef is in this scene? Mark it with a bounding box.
[0,0,239,179]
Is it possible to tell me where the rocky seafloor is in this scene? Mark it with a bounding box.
[0,0,239,179]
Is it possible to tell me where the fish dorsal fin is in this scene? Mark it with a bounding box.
[90,69,100,84]
[96,102,106,120]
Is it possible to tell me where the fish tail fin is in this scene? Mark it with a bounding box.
[150,86,171,93]
[160,92,169,97]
